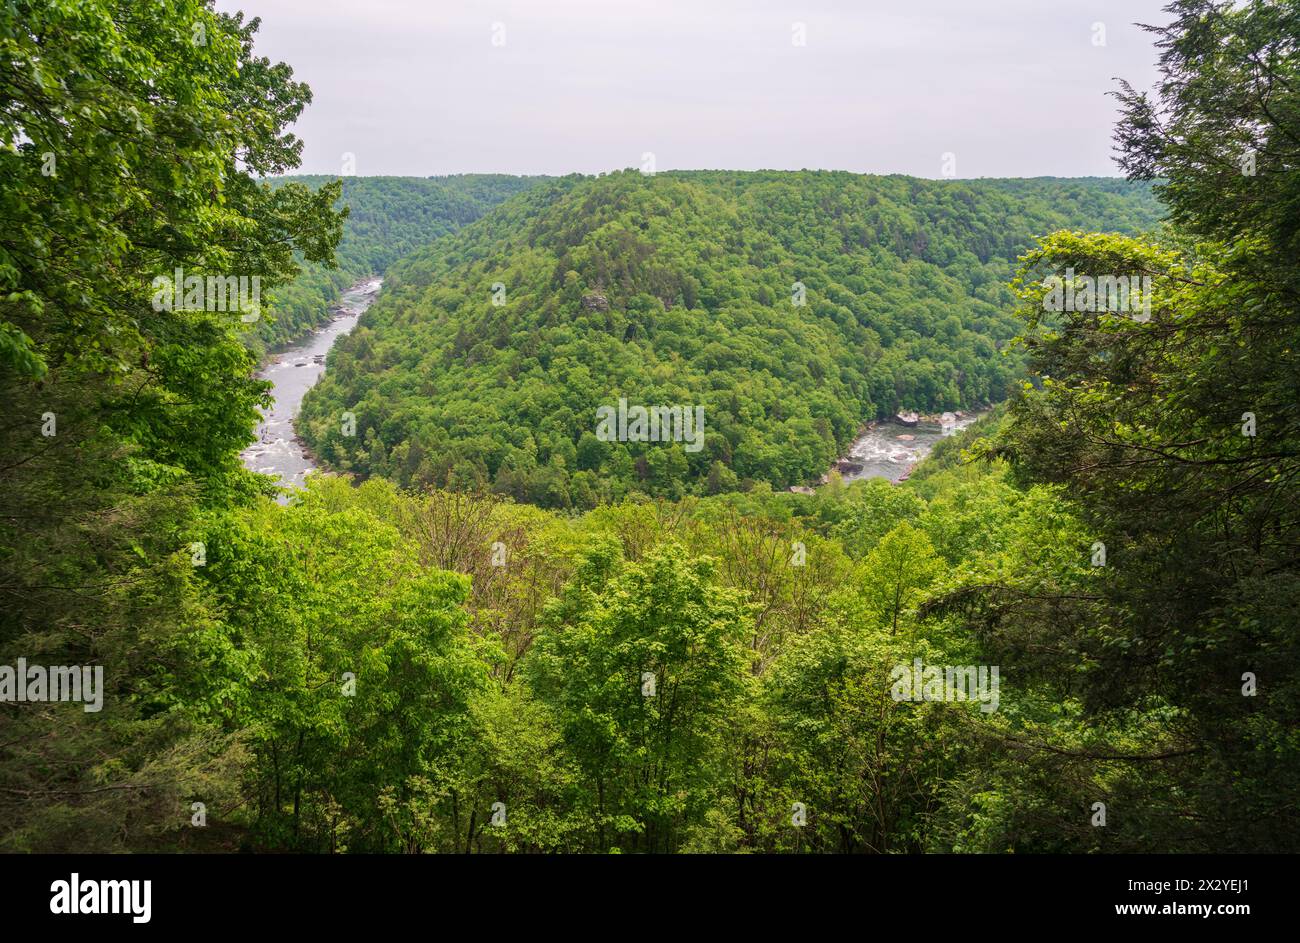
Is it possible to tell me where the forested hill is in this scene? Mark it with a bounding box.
[254,174,541,350]
[6,0,1294,857]
[300,170,1162,504]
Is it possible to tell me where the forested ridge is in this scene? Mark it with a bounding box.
[251,174,541,351]
[2,0,1296,855]
[300,171,1162,503]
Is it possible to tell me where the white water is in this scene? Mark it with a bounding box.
[834,411,984,483]
[240,277,382,492]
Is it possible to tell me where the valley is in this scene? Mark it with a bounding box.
[4,0,1295,862]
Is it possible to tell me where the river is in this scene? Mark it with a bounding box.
[241,277,382,491]
[242,278,977,493]
[830,411,984,484]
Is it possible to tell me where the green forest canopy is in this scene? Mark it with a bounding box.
[299,170,1162,505]
[252,174,542,351]
[2,0,1295,856]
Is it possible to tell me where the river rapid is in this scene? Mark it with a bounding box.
[830,411,984,484]
[240,277,381,491]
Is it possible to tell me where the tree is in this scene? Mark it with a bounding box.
[196,491,487,852]
[0,0,343,849]
[979,0,1300,850]
[831,478,927,558]
[862,523,943,635]
[525,538,749,852]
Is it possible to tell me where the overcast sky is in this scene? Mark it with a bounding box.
[217,0,1171,179]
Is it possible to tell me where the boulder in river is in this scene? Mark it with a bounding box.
[896,433,915,441]
[894,411,920,427]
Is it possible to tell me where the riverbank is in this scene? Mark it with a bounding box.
[819,409,988,486]
[241,277,382,494]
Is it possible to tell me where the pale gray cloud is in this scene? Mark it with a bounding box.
[218,0,1169,177]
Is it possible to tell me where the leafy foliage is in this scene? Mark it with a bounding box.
[973,0,1300,851]
[0,0,343,848]
[299,171,1162,503]
[251,175,542,351]
[3,0,1295,856]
